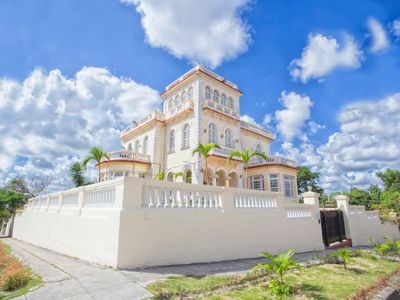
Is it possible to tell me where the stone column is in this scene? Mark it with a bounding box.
[301,187,320,221]
[335,195,351,240]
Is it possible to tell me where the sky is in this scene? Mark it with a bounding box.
[0,0,399,192]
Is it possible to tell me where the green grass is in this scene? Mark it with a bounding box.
[147,254,400,299]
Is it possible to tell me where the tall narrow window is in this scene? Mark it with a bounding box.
[213,90,219,102]
[174,95,180,105]
[228,97,234,109]
[169,130,175,152]
[168,98,174,110]
[256,144,262,153]
[182,123,190,149]
[221,94,227,106]
[225,128,233,148]
[181,91,187,102]
[208,123,218,144]
[127,143,132,151]
[284,175,295,197]
[134,140,140,153]
[205,86,211,99]
[142,136,148,154]
[270,174,279,192]
[249,175,264,191]
[188,87,193,100]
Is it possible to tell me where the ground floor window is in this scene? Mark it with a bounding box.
[284,175,295,197]
[139,173,146,179]
[114,171,124,177]
[269,174,279,192]
[249,175,264,190]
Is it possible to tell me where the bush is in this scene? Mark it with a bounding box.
[373,237,400,256]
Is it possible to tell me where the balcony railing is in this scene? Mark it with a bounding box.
[248,156,296,168]
[240,121,274,139]
[204,100,239,119]
[102,151,150,163]
[209,147,238,159]
[121,111,165,136]
[165,99,194,119]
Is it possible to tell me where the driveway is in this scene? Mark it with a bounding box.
[3,238,329,299]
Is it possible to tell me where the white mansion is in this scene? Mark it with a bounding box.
[99,65,298,200]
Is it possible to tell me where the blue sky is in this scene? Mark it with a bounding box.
[0,0,399,192]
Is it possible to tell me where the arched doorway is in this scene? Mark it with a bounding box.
[228,172,238,188]
[184,170,192,183]
[215,169,227,187]
[203,168,213,185]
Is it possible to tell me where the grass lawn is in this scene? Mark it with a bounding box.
[147,254,400,299]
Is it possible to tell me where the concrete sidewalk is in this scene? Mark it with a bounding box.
[3,238,330,299]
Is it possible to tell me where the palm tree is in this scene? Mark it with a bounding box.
[228,149,268,188]
[153,171,166,181]
[69,162,87,187]
[192,143,220,185]
[82,146,110,182]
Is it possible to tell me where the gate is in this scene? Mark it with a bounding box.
[320,209,346,247]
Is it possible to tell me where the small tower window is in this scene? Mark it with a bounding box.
[225,128,233,148]
[188,87,193,100]
[213,90,219,103]
[221,93,227,106]
[182,123,190,149]
[142,136,148,154]
[208,123,218,144]
[169,130,175,152]
[205,86,211,100]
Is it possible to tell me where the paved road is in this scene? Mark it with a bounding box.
[3,238,330,299]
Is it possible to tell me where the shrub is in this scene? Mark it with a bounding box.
[331,248,352,269]
[0,261,30,291]
[373,237,400,256]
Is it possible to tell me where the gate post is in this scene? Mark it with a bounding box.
[335,195,351,241]
[302,188,320,210]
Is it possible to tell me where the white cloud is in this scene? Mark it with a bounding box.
[275,91,313,142]
[308,121,325,134]
[367,17,389,52]
[289,34,362,83]
[391,18,400,37]
[262,113,272,127]
[240,114,258,126]
[0,67,161,190]
[281,93,400,192]
[122,0,251,68]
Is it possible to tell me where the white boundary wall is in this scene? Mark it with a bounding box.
[13,178,399,269]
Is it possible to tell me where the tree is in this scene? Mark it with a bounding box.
[192,143,220,185]
[0,189,25,219]
[154,171,166,181]
[5,176,55,199]
[296,166,324,195]
[377,169,400,192]
[69,162,87,187]
[346,187,372,208]
[228,149,268,188]
[82,146,110,182]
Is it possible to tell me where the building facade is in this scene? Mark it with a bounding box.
[99,65,298,200]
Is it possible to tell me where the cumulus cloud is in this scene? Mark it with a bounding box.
[282,93,400,192]
[240,114,259,126]
[367,17,389,52]
[391,18,400,37]
[122,0,251,68]
[289,34,362,83]
[0,67,161,190]
[275,91,313,142]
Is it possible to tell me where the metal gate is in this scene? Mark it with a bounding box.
[320,209,346,246]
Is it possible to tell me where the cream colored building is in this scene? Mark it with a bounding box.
[100,65,298,200]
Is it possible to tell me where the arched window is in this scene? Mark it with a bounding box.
[208,123,218,144]
[142,136,148,154]
[188,87,193,100]
[182,123,190,149]
[213,90,219,102]
[185,170,192,183]
[167,173,174,182]
[168,98,174,110]
[174,95,180,105]
[169,130,175,152]
[205,86,211,99]
[127,143,132,151]
[134,140,140,152]
[228,97,234,109]
[255,144,262,153]
[221,94,227,106]
[225,128,233,148]
[181,91,187,102]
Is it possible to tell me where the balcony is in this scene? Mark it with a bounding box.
[240,121,274,139]
[165,99,194,120]
[101,151,151,163]
[209,147,238,159]
[121,111,165,136]
[248,156,296,168]
[203,100,239,119]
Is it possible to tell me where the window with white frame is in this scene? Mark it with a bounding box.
[284,175,296,197]
[249,175,264,190]
[270,174,279,192]
[181,91,187,102]
[175,95,180,105]
[228,97,234,109]
[142,136,148,154]
[168,98,174,110]
[134,140,140,152]
[221,93,226,106]
[182,123,190,148]
[127,143,132,151]
[188,87,193,99]
[225,128,234,148]
[206,86,211,99]
[169,130,175,152]
[114,171,124,177]
[208,123,218,144]
[139,173,146,179]
[255,144,262,153]
[213,90,219,102]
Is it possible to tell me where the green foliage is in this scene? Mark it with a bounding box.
[377,169,400,192]
[172,172,184,182]
[69,162,87,187]
[251,249,300,298]
[373,237,400,256]
[331,248,352,269]
[0,189,25,217]
[192,143,220,185]
[153,171,166,181]
[82,146,110,182]
[297,166,324,195]
[346,187,374,209]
